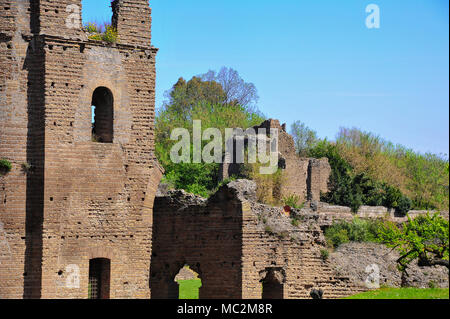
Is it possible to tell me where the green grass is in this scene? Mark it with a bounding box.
[178,279,202,299]
[346,288,449,299]
[176,282,448,300]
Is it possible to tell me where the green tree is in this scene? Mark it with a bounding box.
[377,213,449,276]
[164,76,227,120]
[155,70,265,197]
[200,67,259,110]
[290,121,319,156]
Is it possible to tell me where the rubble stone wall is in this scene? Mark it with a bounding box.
[220,119,332,204]
[152,180,363,299]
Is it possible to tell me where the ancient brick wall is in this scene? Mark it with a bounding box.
[1,0,161,299]
[0,0,41,299]
[307,158,331,201]
[112,0,152,47]
[317,202,449,226]
[237,181,361,299]
[220,119,331,204]
[151,189,244,299]
[152,180,361,299]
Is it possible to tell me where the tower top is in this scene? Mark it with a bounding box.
[112,0,152,47]
[0,0,153,47]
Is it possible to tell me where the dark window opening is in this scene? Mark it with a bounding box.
[88,258,111,299]
[91,87,114,143]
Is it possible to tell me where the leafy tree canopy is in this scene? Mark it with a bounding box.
[156,68,265,197]
[377,213,449,273]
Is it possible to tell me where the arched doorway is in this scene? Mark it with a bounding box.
[260,268,285,299]
[91,87,114,143]
[174,265,202,300]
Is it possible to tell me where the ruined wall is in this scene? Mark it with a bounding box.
[112,0,152,47]
[307,158,331,201]
[0,0,40,299]
[1,0,161,299]
[220,119,331,204]
[316,202,449,227]
[152,180,362,299]
[151,189,244,299]
[236,180,362,299]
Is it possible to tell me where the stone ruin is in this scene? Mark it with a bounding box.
[1,0,162,299]
[152,180,363,299]
[0,1,447,299]
[220,119,331,204]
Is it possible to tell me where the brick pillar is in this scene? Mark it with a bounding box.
[112,0,152,47]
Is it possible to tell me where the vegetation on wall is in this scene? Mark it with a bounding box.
[324,214,449,281]
[84,22,119,43]
[0,159,12,176]
[324,218,383,248]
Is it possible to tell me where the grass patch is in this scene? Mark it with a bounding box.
[346,288,449,299]
[177,279,202,299]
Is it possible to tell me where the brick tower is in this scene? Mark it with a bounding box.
[0,0,162,299]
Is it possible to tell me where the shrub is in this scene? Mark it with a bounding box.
[85,22,119,43]
[163,162,219,198]
[320,249,330,261]
[249,163,285,206]
[395,196,412,216]
[0,159,12,176]
[84,22,99,33]
[283,194,304,210]
[325,225,349,248]
[325,218,383,248]
[377,213,449,272]
[102,25,119,43]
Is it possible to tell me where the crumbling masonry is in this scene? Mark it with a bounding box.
[1,0,162,298]
[1,1,361,299]
[220,119,331,203]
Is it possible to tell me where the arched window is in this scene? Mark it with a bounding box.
[91,87,114,143]
[88,258,111,299]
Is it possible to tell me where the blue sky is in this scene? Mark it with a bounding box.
[82,0,449,156]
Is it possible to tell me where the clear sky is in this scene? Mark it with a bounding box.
[82,0,449,156]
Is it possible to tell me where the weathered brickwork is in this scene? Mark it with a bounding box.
[1,0,162,299]
[220,119,331,203]
[152,180,362,299]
